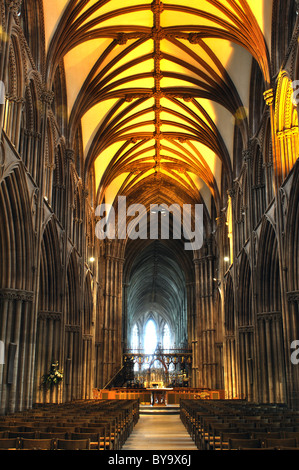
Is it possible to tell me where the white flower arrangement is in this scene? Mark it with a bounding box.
[41,361,64,389]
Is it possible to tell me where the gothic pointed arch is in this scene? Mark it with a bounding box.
[256,217,286,403]
[83,272,93,336]
[237,250,254,400]
[0,163,35,412]
[271,0,298,74]
[0,163,34,291]
[64,249,82,401]
[35,217,63,403]
[19,0,46,74]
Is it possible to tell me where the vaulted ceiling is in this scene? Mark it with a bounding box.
[40,0,274,339]
[126,240,187,332]
[43,0,273,220]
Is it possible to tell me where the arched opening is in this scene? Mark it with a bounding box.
[124,238,191,388]
[35,218,62,404]
[256,219,287,403]
[82,273,94,399]
[0,165,34,412]
[237,251,254,401]
[64,250,81,401]
[144,319,157,355]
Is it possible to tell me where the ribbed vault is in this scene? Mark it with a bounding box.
[125,239,188,348]
[42,0,272,219]
[40,0,273,361]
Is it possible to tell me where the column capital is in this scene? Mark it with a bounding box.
[66,148,75,162]
[6,0,22,13]
[227,187,236,199]
[41,89,54,105]
[242,149,252,162]
[216,213,226,227]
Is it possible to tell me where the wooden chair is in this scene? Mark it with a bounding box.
[8,431,37,439]
[84,422,117,449]
[220,432,251,450]
[50,426,77,434]
[0,425,23,432]
[20,437,54,450]
[0,438,20,450]
[228,438,262,450]
[251,431,283,440]
[208,424,237,450]
[56,438,90,450]
[78,426,110,449]
[284,431,299,440]
[71,432,104,450]
[39,431,68,440]
[263,438,298,449]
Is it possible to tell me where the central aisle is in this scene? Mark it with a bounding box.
[122,408,198,451]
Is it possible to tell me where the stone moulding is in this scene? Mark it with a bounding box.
[0,288,34,302]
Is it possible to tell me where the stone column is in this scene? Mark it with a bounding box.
[186,281,196,386]
[193,257,201,388]
[99,240,124,388]
[0,289,33,414]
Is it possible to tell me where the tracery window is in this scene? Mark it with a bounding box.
[144,319,157,354]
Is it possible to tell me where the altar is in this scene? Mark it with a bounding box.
[147,387,173,406]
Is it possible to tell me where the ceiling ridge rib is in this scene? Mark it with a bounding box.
[152,0,164,182]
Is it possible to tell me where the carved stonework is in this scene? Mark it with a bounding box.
[264,89,274,106]
[41,90,54,106]
[65,324,81,333]
[116,33,128,45]
[0,288,34,302]
[242,149,252,163]
[38,312,62,321]
[188,33,202,45]
[66,149,75,163]
[256,312,281,322]
[6,0,22,13]
[151,1,164,14]
[152,27,166,40]
[82,334,93,341]
[287,291,299,303]
[238,326,254,333]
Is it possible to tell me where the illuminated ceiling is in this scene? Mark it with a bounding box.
[43,0,272,218]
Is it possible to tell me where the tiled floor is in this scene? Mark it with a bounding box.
[122,412,198,450]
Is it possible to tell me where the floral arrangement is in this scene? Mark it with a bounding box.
[41,361,63,390]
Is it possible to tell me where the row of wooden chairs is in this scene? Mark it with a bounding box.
[0,399,139,450]
[0,437,91,450]
[180,399,299,450]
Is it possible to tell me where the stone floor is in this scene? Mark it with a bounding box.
[122,407,198,451]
